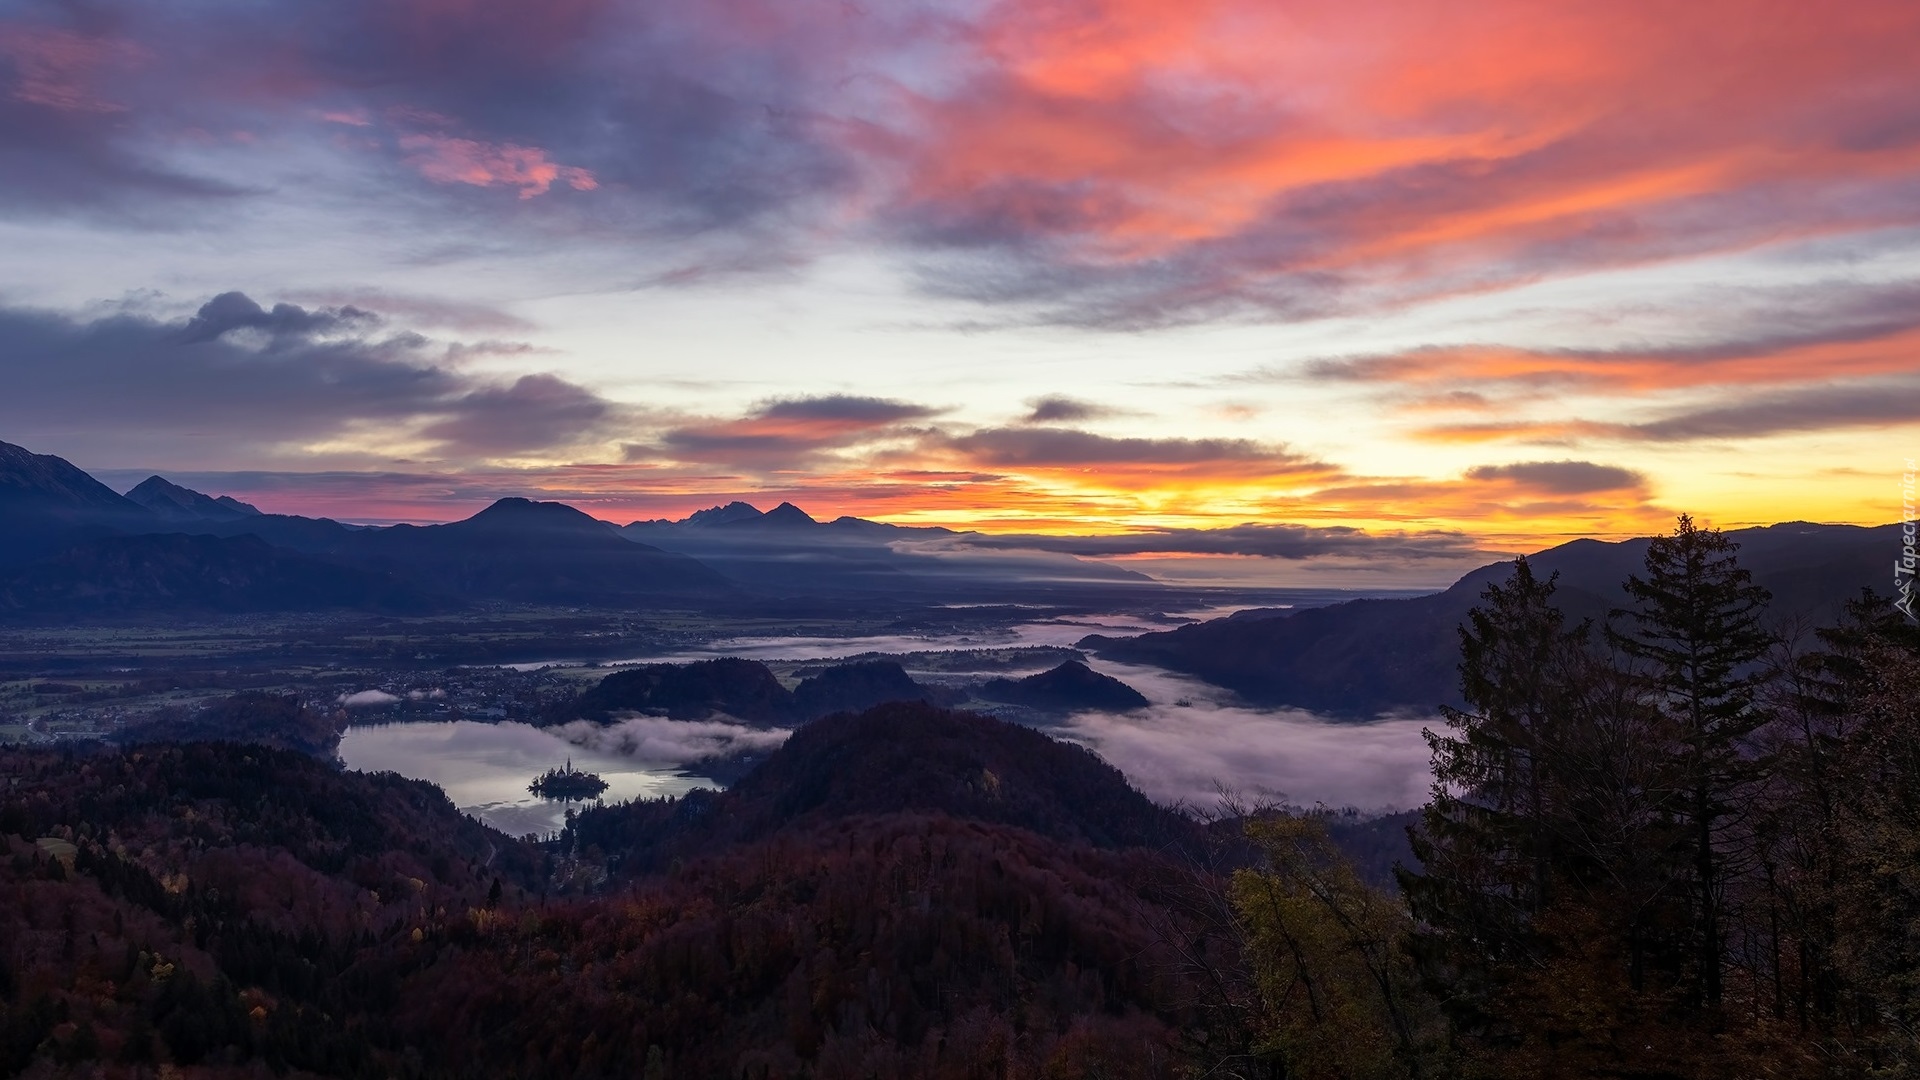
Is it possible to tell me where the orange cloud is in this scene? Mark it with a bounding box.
[1322,327,1920,397]
[398,133,597,198]
[856,0,1920,322]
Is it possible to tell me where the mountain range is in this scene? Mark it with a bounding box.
[0,438,1159,613]
[622,498,1154,597]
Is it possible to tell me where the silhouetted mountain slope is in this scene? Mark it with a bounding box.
[0,439,155,565]
[0,439,145,519]
[0,532,443,614]
[3,440,1148,610]
[124,475,261,521]
[979,659,1150,712]
[1083,522,1902,715]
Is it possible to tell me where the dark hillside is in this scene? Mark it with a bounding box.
[0,716,1213,1077]
[406,813,1192,1079]
[0,742,543,1076]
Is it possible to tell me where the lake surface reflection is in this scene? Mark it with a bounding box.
[337,721,711,838]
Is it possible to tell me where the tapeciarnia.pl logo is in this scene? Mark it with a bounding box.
[1899,458,1917,623]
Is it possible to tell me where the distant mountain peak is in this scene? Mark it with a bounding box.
[684,501,764,527]
[125,475,261,520]
[460,497,611,533]
[758,502,818,527]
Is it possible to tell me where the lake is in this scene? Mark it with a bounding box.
[337,720,714,837]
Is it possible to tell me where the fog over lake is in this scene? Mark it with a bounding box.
[354,612,1438,828]
[652,617,1439,811]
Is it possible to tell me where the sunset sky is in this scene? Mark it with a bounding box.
[2,0,1916,582]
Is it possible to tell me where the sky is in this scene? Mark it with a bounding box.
[1,0,1916,584]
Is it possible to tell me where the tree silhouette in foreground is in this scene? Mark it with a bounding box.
[1609,514,1775,1012]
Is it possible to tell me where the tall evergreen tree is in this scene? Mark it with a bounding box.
[1608,514,1774,1010]
[1401,557,1590,1040]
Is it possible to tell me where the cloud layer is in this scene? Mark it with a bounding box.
[0,292,627,466]
[2,0,1914,545]
[551,715,791,765]
[6,0,1918,321]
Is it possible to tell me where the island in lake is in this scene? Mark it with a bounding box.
[528,759,609,801]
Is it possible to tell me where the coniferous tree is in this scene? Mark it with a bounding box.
[1754,590,1914,1037]
[1400,557,1590,1042]
[1608,514,1774,1010]
[1811,594,1920,1072]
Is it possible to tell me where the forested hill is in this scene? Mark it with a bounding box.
[0,710,1215,1077]
[0,742,544,1076]
[1083,520,1898,714]
[562,701,1198,871]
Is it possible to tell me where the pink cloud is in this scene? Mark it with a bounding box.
[0,24,145,113]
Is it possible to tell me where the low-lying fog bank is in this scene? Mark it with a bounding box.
[1062,658,1435,811]
[347,617,1440,830]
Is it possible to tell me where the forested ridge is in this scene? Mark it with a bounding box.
[2,516,1917,1078]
